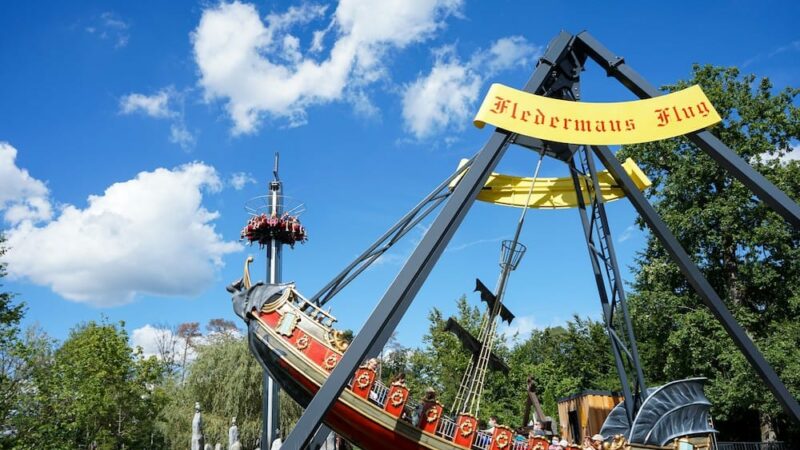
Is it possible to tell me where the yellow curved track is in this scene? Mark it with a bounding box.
[451,157,651,209]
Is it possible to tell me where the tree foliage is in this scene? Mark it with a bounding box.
[180,334,262,448]
[156,319,305,449]
[619,65,800,441]
[0,233,26,440]
[12,320,167,450]
[386,295,617,431]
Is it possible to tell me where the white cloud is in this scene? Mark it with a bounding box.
[372,252,407,267]
[446,235,507,252]
[229,172,256,190]
[780,144,800,163]
[402,36,541,139]
[132,323,241,361]
[760,144,800,165]
[132,324,183,359]
[0,143,52,225]
[169,122,196,149]
[120,90,174,119]
[120,89,196,149]
[499,315,540,340]
[4,161,241,306]
[191,0,462,134]
[482,36,540,74]
[617,224,638,243]
[743,39,800,68]
[402,48,481,139]
[85,12,130,48]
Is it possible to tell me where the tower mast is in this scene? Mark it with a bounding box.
[262,153,281,450]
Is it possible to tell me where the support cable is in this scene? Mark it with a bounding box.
[311,155,476,307]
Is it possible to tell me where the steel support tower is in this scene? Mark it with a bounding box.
[282,31,800,449]
[262,155,282,450]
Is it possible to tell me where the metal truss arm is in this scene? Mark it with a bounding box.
[575,32,800,229]
[281,31,575,450]
[309,157,475,307]
[568,155,636,423]
[582,148,648,400]
[592,144,800,424]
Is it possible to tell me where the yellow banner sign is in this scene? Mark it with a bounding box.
[473,84,721,145]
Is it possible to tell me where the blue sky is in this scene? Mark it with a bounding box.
[1,0,798,353]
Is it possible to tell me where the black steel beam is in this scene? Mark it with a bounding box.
[575,31,800,229]
[281,31,576,450]
[592,144,800,423]
[686,130,800,229]
[569,156,635,424]
[582,148,648,400]
[366,31,578,365]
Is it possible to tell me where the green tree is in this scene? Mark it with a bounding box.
[512,317,619,421]
[620,65,800,442]
[0,232,26,442]
[13,320,167,450]
[403,296,619,430]
[157,317,307,448]
[407,296,493,416]
[4,325,54,449]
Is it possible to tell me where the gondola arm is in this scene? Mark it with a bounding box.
[451,157,651,209]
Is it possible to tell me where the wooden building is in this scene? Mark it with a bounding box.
[557,390,623,444]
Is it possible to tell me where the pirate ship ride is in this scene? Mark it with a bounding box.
[228,31,800,450]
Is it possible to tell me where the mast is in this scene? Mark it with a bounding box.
[262,153,281,450]
[453,150,544,417]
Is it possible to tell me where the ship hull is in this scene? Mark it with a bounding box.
[239,285,685,450]
[248,323,436,449]
[247,305,468,450]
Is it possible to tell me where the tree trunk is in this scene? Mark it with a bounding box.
[760,411,777,442]
[722,237,742,307]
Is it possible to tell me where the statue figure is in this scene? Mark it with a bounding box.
[191,402,204,450]
[229,416,242,450]
[204,443,213,450]
[215,444,222,450]
[270,428,282,450]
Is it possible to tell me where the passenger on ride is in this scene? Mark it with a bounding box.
[364,358,379,372]
[391,372,406,386]
[590,434,604,450]
[532,420,546,436]
[548,436,563,450]
[413,387,437,427]
[582,436,593,450]
[484,416,497,434]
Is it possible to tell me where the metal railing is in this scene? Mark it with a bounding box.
[436,415,456,440]
[293,291,337,327]
[365,379,538,450]
[511,440,529,450]
[369,380,390,407]
[471,431,491,450]
[716,442,790,450]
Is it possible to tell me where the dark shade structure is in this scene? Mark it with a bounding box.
[601,378,716,446]
[443,317,509,374]
[474,278,515,325]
